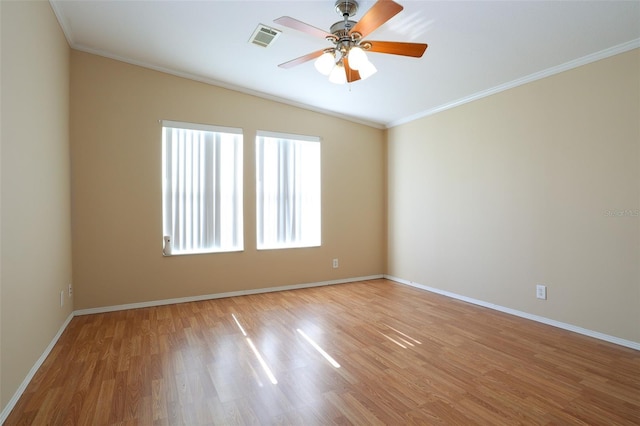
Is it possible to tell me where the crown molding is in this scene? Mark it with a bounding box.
[387,39,640,128]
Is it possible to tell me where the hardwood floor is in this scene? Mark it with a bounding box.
[5,279,640,425]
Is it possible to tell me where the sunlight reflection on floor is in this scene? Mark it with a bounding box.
[232,313,278,384]
[296,328,341,368]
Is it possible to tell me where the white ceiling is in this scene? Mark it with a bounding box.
[50,0,640,128]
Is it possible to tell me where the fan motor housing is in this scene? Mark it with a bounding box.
[330,20,358,38]
[335,0,358,18]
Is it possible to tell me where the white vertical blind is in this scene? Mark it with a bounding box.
[162,121,243,254]
[256,132,321,250]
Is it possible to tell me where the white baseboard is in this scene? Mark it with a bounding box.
[385,275,640,351]
[7,273,633,424]
[0,275,383,422]
[0,312,74,424]
[74,275,385,316]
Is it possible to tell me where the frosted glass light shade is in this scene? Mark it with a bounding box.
[314,52,335,75]
[358,59,377,80]
[328,63,347,84]
[348,46,368,70]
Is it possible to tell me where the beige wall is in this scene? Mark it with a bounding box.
[70,51,386,310]
[388,49,640,343]
[1,0,73,410]
[0,2,636,414]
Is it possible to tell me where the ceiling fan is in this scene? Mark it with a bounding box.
[275,0,428,84]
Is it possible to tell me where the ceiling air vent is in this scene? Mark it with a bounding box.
[249,24,281,48]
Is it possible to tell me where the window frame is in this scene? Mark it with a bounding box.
[255,130,322,251]
[161,120,244,256]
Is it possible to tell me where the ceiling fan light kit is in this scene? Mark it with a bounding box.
[347,46,367,70]
[356,58,377,80]
[329,62,348,84]
[314,51,336,75]
[275,0,428,85]
[314,46,376,84]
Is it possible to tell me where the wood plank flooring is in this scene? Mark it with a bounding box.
[5,279,640,425]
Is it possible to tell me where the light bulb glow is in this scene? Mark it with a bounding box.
[348,46,368,70]
[358,59,377,80]
[328,63,347,84]
[314,52,335,76]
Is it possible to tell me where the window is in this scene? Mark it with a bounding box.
[162,121,243,255]
[256,131,321,250]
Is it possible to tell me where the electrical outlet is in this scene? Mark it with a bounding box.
[536,284,547,300]
[68,283,73,297]
[332,258,339,269]
[60,290,64,307]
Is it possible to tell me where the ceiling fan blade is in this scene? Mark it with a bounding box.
[343,57,361,83]
[274,16,334,40]
[349,0,403,39]
[365,41,428,58]
[278,49,326,69]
